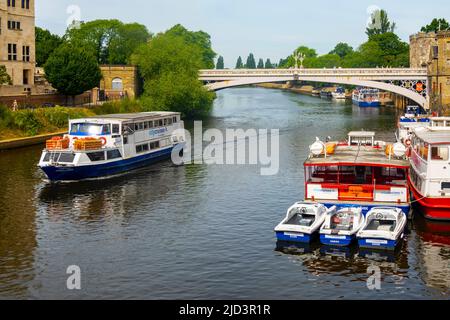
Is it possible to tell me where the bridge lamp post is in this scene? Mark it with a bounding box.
[294,52,306,69]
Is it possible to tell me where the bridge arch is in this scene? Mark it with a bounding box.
[205,77,428,109]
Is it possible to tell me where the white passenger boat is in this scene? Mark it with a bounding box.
[274,202,334,243]
[39,112,185,181]
[320,207,365,246]
[409,124,450,220]
[357,207,407,250]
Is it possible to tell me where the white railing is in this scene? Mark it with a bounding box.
[199,68,428,78]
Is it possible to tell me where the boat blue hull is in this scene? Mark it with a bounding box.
[275,231,312,243]
[352,99,380,108]
[41,147,175,181]
[320,234,354,246]
[319,202,411,218]
[358,238,401,250]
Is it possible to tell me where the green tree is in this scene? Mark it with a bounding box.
[246,53,256,69]
[308,54,341,68]
[216,56,224,69]
[329,43,353,58]
[108,23,152,64]
[165,24,216,69]
[257,58,264,69]
[421,18,450,33]
[44,43,102,103]
[35,27,63,67]
[366,9,396,37]
[132,32,214,117]
[236,56,244,69]
[65,19,151,65]
[264,58,273,69]
[0,65,12,85]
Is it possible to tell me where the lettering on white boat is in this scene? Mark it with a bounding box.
[285,233,303,238]
[325,235,346,240]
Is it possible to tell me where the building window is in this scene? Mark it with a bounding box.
[8,21,21,30]
[7,0,16,8]
[8,44,17,61]
[112,78,123,90]
[21,0,30,9]
[22,46,30,62]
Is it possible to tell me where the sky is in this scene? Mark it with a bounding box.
[36,0,450,67]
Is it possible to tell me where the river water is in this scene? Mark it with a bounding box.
[0,87,449,299]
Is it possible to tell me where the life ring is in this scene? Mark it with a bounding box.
[405,139,412,147]
[100,137,107,146]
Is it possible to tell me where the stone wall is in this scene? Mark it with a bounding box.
[100,65,139,99]
[0,92,92,109]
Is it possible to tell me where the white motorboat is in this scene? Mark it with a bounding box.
[320,207,365,246]
[275,202,334,243]
[357,207,407,250]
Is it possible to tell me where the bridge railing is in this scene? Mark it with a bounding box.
[199,68,428,77]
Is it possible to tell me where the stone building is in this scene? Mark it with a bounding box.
[99,65,140,100]
[410,31,450,112]
[0,0,35,89]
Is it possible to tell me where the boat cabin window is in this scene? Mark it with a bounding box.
[431,146,449,161]
[107,149,122,160]
[112,124,120,134]
[366,219,396,232]
[70,123,111,136]
[149,121,154,128]
[442,182,450,191]
[144,122,148,130]
[87,152,105,162]
[331,212,354,231]
[136,144,150,153]
[150,141,160,150]
[158,119,163,127]
[168,118,173,125]
[164,119,167,126]
[173,116,177,123]
[414,139,429,160]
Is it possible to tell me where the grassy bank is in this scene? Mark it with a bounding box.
[0,99,147,141]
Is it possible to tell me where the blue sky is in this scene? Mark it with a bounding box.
[36,0,450,67]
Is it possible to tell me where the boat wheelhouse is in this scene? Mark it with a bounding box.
[352,88,380,108]
[39,112,185,181]
[304,131,411,216]
[319,207,365,246]
[408,126,450,220]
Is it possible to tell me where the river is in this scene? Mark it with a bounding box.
[0,87,449,299]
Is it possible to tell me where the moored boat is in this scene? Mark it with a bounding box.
[320,207,365,246]
[274,202,334,243]
[331,87,346,100]
[408,125,450,220]
[39,112,186,181]
[357,207,407,250]
[352,88,380,107]
[304,131,412,216]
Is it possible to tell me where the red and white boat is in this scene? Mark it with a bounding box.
[304,131,411,216]
[409,125,450,220]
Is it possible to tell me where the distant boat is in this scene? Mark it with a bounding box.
[320,89,332,99]
[352,88,380,107]
[332,87,346,100]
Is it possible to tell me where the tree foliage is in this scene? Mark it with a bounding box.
[35,27,63,67]
[165,24,216,69]
[246,53,256,69]
[132,30,215,117]
[329,43,353,58]
[257,58,264,69]
[0,65,12,85]
[366,9,396,37]
[421,18,450,33]
[236,56,244,69]
[216,56,224,69]
[44,43,102,97]
[65,19,151,65]
[265,59,273,69]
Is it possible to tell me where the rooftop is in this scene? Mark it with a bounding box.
[305,145,409,168]
[414,127,450,145]
[86,112,180,122]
